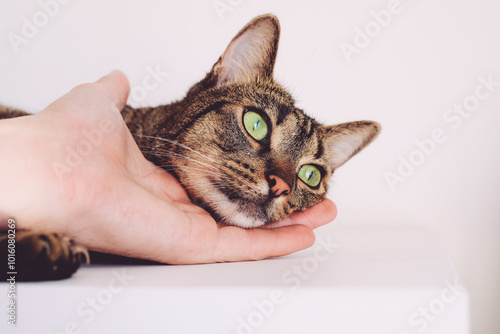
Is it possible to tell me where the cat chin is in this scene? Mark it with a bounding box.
[200,188,269,228]
[226,211,267,229]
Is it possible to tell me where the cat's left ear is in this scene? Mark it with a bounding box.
[325,121,381,170]
[211,14,280,87]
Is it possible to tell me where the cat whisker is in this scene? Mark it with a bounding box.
[156,164,233,181]
[173,128,231,169]
[139,141,226,172]
[138,134,220,165]
[165,154,223,174]
[140,146,224,174]
[292,36,326,99]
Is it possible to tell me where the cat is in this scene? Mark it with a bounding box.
[0,14,380,281]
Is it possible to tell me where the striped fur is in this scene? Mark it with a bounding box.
[1,15,380,229]
[0,15,381,280]
[122,15,380,227]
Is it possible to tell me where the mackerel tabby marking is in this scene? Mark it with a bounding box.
[0,15,380,281]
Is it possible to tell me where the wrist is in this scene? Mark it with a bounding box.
[0,115,65,231]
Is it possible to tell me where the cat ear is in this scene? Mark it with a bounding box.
[211,14,280,87]
[325,121,381,170]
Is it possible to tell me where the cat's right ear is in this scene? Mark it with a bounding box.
[211,14,280,87]
[325,121,381,170]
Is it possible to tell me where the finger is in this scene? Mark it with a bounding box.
[73,177,191,260]
[134,160,191,203]
[212,224,315,262]
[96,70,130,111]
[264,199,337,229]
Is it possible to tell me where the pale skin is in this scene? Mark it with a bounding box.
[0,71,337,264]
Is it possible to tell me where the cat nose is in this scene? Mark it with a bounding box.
[268,175,290,198]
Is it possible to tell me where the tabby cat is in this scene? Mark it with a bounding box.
[0,15,380,281]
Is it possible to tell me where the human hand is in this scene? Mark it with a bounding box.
[0,71,337,264]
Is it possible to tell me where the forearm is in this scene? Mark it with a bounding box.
[0,117,26,227]
[0,115,64,231]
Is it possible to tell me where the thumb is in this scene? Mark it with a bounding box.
[96,70,130,111]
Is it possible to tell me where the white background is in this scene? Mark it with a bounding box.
[0,0,498,333]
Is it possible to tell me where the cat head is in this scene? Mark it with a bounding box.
[168,15,380,228]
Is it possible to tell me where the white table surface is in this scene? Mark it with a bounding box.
[0,225,469,334]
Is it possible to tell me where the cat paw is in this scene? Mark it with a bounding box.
[1,230,89,281]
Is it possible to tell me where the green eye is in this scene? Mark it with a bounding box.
[243,111,268,141]
[298,165,322,188]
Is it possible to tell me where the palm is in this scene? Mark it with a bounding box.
[26,71,337,264]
